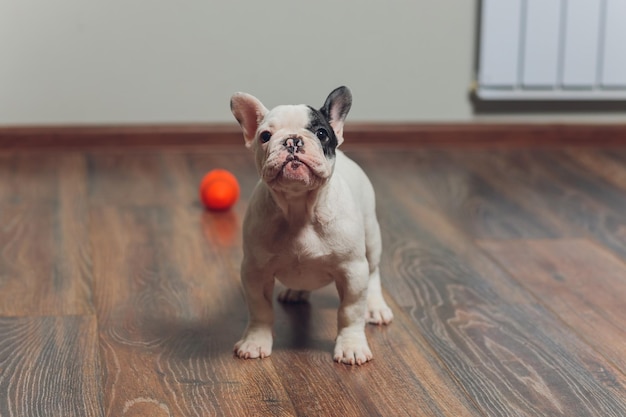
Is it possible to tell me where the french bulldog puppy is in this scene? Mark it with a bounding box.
[230,86,393,365]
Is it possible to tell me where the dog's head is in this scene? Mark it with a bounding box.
[231,87,352,193]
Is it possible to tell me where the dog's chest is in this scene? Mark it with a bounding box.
[271,223,349,290]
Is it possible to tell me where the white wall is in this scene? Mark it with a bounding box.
[0,0,478,125]
[5,1,622,125]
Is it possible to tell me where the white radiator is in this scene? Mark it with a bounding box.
[477,0,626,100]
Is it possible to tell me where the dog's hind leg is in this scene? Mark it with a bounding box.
[364,218,394,325]
[365,267,394,324]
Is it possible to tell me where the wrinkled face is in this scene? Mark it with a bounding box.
[231,86,352,194]
[252,104,338,192]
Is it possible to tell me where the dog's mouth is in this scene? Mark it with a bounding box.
[279,155,311,177]
[263,148,331,190]
[265,154,319,187]
[283,154,303,169]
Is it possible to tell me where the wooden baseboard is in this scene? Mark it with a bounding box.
[1,123,626,149]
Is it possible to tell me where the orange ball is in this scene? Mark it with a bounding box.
[199,169,240,211]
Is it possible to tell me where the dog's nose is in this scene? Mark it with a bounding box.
[283,137,304,154]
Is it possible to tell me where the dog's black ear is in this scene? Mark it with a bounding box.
[321,86,352,145]
[230,93,268,148]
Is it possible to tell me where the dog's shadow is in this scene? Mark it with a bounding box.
[135,285,339,362]
[132,210,340,362]
[273,286,338,354]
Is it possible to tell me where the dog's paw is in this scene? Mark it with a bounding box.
[234,328,273,359]
[277,289,310,304]
[366,302,394,325]
[334,333,373,365]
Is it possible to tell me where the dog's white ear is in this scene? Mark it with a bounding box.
[230,93,269,148]
[321,86,352,146]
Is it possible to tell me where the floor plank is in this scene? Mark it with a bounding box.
[0,153,62,203]
[354,149,626,417]
[451,149,626,255]
[479,238,626,373]
[565,149,626,193]
[271,285,481,417]
[359,150,560,240]
[0,153,92,316]
[3,146,626,416]
[90,204,296,417]
[87,150,480,417]
[0,315,103,417]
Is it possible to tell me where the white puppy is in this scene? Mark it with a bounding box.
[230,86,393,365]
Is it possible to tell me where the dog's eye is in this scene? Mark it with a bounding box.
[316,128,329,142]
[259,131,272,143]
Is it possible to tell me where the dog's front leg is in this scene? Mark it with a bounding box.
[234,264,275,359]
[334,261,372,365]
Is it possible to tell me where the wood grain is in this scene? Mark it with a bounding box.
[271,285,481,417]
[0,153,93,316]
[454,149,626,258]
[479,239,626,372]
[4,145,626,415]
[0,315,103,417]
[0,152,62,203]
[86,149,480,416]
[361,150,559,239]
[90,204,296,417]
[565,149,626,193]
[355,149,626,416]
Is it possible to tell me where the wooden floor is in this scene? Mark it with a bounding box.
[1,145,626,416]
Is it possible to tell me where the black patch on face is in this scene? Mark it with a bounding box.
[306,106,338,158]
